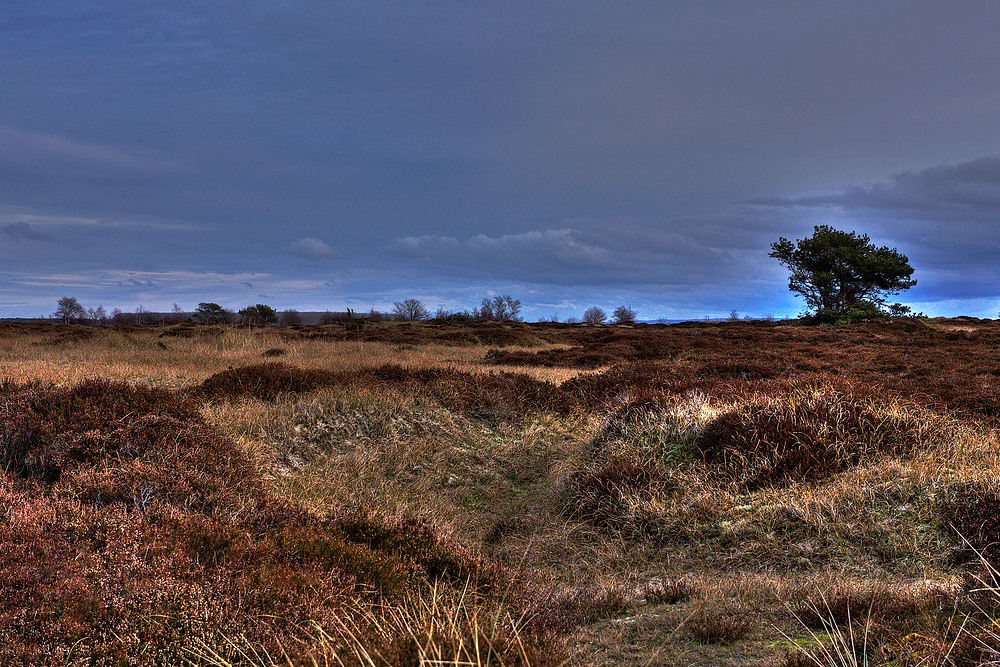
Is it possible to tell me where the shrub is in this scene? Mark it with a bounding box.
[695,385,919,488]
[190,362,340,401]
[279,309,303,326]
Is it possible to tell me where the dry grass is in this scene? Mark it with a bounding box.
[0,323,595,388]
[6,318,1000,665]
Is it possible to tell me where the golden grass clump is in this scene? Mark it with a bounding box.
[695,383,930,489]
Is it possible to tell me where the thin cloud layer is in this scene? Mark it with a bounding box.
[388,222,746,287]
[282,237,339,260]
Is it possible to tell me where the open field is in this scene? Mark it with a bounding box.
[3,317,1000,665]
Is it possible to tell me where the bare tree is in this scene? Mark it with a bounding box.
[475,295,522,321]
[87,306,107,325]
[393,298,429,321]
[612,305,636,324]
[279,309,303,326]
[583,307,607,325]
[54,296,85,324]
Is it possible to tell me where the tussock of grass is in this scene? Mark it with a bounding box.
[781,565,1000,667]
[187,584,563,667]
[695,383,928,489]
[686,600,756,644]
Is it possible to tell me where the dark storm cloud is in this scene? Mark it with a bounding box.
[751,156,1000,221]
[749,155,1000,304]
[3,2,1000,318]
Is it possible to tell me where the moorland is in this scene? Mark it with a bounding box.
[2,316,1000,666]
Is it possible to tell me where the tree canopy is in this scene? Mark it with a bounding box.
[238,304,278,326]
[475,295,523,322]
[54,296,85,324]
[583,306,607,324]
[769,225,916,321]
[612,305,637,324]
[392,298,429,321]
[194,302,229,324]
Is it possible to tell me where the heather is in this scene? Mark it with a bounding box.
[4,317,1000,665]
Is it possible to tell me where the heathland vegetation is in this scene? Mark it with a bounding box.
[3,314,1000,665]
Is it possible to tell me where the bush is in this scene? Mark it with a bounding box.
[190,362,340,401]
[279,309,303,326]
[695,385,919,488]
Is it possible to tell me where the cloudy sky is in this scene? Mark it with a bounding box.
[3,1,1000,320]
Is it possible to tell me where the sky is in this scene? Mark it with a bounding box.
[2,1,1000,321]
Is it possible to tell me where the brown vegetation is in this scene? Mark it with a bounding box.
[3,317,1000,665]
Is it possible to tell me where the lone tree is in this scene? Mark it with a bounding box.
[238,304,278,326]
[583,306,607,324]
[54,296,85,324]
[769,225,916,322]
[612,305,637,324]
[194,302,229,324]
[392,298,429,321]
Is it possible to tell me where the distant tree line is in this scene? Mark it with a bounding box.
[47,293,653,327]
